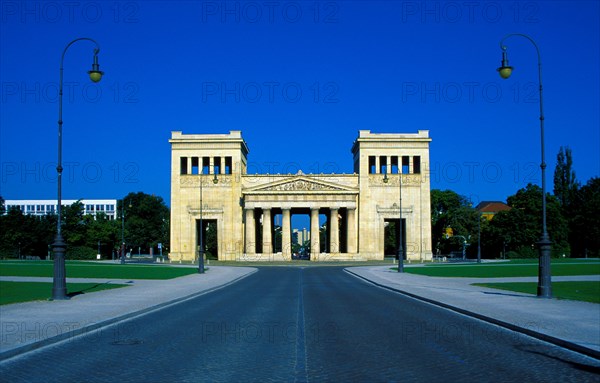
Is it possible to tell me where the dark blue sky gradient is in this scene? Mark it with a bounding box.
[1,1,598,207]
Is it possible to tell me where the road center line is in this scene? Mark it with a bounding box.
[294,268,308,383]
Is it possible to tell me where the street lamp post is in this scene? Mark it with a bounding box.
[497,33,552,298]
[120,199,131,264]
[199,170,218,274]
[383,170,404,273]
[52,38,103,300]
[121,201,125,264]
[477,212,481,263]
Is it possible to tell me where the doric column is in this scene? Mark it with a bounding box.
[198,156,204,174]
[282,208,291,260]
[262,208,272,254]
[330,208,339,253]
[375,156,380,174]
[221,156,226,174]
[310,208,320,260]
[347,208,357,254]
[387,156,392,174]
[245,208,255,254]
[186,157,192,175]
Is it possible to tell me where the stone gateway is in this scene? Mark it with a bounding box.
[169,130,432,262]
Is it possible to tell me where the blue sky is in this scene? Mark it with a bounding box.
[1,0,599,209]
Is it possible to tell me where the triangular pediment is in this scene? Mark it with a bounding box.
[245,176,356,194]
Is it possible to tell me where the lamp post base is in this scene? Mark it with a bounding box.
[537,235,552,298]
[51,233,69,300]
[198,251,205,274]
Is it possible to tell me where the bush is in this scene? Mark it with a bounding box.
[66,246,97,260]
[0,247,18,259]
[515,246,537,258]
[505,251,521,259]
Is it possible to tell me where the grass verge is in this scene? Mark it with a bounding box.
[404,262,600,278]
[0,281,128,305]
[0,261,198,280]
[472,281,600,304]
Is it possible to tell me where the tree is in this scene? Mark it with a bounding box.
[553,146,579,209]
[486,184,569,258]
[120,192,170,254]
[0,207,55,259]
[384,221,398,256]
[570,177,600,257]
[205,221,218,260]
[553,146,585,257]
[62,200,86,247]
[84,213,120,258]
[430,189,479,257]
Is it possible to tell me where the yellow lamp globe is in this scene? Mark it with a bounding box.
[88,70,103,83]
[497,66,513,79]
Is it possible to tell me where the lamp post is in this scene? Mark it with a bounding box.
[199,170,218,274]
[52,38,103,300]
[477,212,481,263]
[497,33,552,298]
[120,201,125,264]
[383,170,404,273]
[120,199,131,264]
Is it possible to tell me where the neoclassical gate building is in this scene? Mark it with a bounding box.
[169,130,432,262]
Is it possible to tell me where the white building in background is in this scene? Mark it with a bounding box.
[4,199,118,220]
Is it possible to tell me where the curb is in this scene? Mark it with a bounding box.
[0,268,258,362]
[344,268,600,360]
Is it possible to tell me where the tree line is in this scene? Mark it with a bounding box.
[0,192,169,259]
[432,147,599,259]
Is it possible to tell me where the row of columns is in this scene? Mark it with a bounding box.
[245,207,356,258]
[373,155,414,174]
[183,156,230,175]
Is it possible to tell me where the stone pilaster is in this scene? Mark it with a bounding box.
[245,208,255,254]
[347,207,357,254]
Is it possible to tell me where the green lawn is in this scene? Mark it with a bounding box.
[0,261,198,280]
[472,281,600,304]
[404,261,600,278]
[0,281,128,305]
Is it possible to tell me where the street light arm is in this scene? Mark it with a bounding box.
[60,37,101,67]
[499,33,542,68]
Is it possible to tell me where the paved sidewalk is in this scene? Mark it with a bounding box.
[345,266,600,358]
[0,266,257,360]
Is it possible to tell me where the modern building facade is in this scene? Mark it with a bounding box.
[4,199,118,220]
[169,130,432,262]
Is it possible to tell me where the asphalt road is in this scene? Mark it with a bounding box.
[1,267,599,382]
